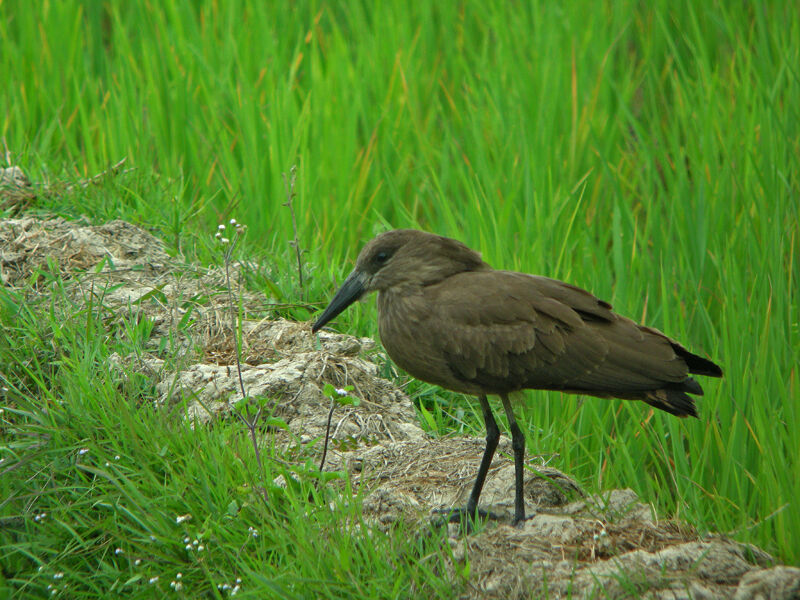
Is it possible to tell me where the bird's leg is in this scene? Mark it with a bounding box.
[465,394,500,518]
[501,394,527,525]
[434,394,500,527]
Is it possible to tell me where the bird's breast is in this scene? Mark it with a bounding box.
[376,289,430,359]
[376,289,478,394]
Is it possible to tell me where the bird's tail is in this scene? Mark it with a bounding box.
[671,342,723,378]
[643,382,701,418]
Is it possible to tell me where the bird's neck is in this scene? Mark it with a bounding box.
[377,286,427,325]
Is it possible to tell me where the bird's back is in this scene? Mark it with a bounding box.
[378,269,721,417]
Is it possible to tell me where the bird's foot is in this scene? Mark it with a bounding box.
[510,511,536,528]
[431,506,501,532]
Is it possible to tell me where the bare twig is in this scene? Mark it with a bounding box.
[68,157,131,190]
[319,397,336,472]
[282,165,304,291]
[1,148,132,214]
[222,245,247,401]
[218,220,269,503]
[217,219,247,398]
[724,503,790,536]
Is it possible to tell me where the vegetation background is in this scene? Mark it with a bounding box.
[2,1,798,597]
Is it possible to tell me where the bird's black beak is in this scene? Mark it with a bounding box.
[311,271,366,333]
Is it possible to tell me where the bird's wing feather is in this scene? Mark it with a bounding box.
[425,271,688,395]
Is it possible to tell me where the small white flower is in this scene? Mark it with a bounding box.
[134,559,142,566]
[235,577,242,584]
[114,455,120,460]
[176,573,182,579]
[150,535,156,541]
[335,388,348,396]
[175,514,191,524]
[149,576,159,584]
[104,461,110,466]
[197,544,204,552]
[78,448,89,455]
[183,536,190,543]
[231,584,241,595]
[185,544,192,550]
[115,548,123,555]
[53,572,64,580]
[192,539,199,546]
[218,224,226,230]
[229,218,237,225]
[220,237,230,244]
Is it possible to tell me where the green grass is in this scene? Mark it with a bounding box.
[2,0,799,596]
[0,285,457,598]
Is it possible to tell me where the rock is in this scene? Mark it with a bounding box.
[734,566,800,600]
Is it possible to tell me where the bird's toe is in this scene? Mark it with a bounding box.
[431,506,503,532]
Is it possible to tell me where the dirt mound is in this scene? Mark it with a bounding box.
[3,216,796,599]
[108,327,422,447]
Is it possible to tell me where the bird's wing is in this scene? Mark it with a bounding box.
[425,271,688,395]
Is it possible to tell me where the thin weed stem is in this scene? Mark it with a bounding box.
[282,165,304,293]
[218,220,269,502]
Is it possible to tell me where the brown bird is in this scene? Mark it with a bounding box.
[312,229,722,525]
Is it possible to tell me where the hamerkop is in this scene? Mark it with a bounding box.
[312,230,722,525]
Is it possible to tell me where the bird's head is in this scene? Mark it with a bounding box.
[311,229,488,332]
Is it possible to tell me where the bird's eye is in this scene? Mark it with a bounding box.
[374,251,389,265]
